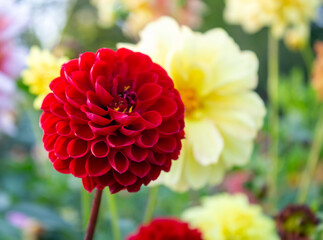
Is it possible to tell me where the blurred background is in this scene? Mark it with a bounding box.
[1,0,323,239]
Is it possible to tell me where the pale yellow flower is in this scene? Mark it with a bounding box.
[118,17,266,191]
[224,0,320,49]
[182,194,279,240]
[22,47,68,109]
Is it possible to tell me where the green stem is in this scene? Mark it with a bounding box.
[106,191,121,240]
[300,43,314,79]
[82,188,92,231]
[298,105,323,203]
[267,34,280,209]
[143,187,159,223]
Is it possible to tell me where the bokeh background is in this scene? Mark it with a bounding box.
[1,0,323,239]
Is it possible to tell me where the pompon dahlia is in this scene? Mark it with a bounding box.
[275,205,320,240]
[40,48,185,194]
[127,218,203,240]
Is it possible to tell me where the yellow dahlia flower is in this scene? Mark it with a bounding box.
[118,17,266,191]
[22,47,68,109]
[224,0,320,49]
[182,194,279,240]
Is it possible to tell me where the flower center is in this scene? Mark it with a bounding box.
[180,88,198,116]
[109,85,137,113]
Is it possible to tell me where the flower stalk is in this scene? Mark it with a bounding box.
[298,105,323,203]
[144,186,159,223]
[82,188,92,231]
[107,192,121,240]
[267,33,280,209]
[85,189,103,240]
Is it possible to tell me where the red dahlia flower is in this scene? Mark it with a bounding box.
[40,48,184,194]
[127,218,203,240]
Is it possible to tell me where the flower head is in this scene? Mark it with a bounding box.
[313,41,323,100]
[183,193,279,240]
[119,17,265,192]
[92,0,205,38]
[22,47,68,109]
[224,0,320,49]
[0,0,28,135]
[275,205,320,240]
[40,48,184,194]
[127,218,202,240]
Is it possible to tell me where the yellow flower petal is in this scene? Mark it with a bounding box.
[186,119,224,166]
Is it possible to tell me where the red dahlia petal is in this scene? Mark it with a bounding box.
[79,52,96,73]
[116,48,133,61]
[113,171,137,186]
[54,136,71,159]
[50,102,68,119]
[41,93,56,111]
[90,60,112,86]
[70,121,95,140]
[43,134,58,152]
[147,152,167,166]
[48,151,57,163]
[140,111,162,129]
[65,85,86,109]
[109,151,129,174]
[125,52,153,79]
[64,103,88,123]
[56,121,71,136]
[91,140,109,158]
[89,122,120,135]
[62,59,79,80]
[69,156,87,178]
[158,118,181,135]
[109,183,125,194]
[155,137,177,153]
[95,77,114,106]
[135,72,158,91]
[137,83,162,102]
[107,133,135,148]
[82,176,96,193]
[136,129,159,148]
[129,161,151,178]
[67,138,89,158]
[53,158,71,174]
[86,155,111,177]
[86,91,110,116]
[124,145,148,162]
[81,105,112,126]
[96,48,116,64]
[149,97,178,118]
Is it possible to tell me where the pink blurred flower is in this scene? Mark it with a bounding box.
[6,212,44,240]
[0,0,28,135]
[222,171,258,203]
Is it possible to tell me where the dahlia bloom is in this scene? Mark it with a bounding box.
[119,17,265,191]
[275,205,320,240]
[183,194,279,240]
[22,47,68,109]
[127,218,202,240]
[0,0,28,135]
[312,41,323,100]
[92,0,205,38]
[224,0,320,50]
[40,48,184,194]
